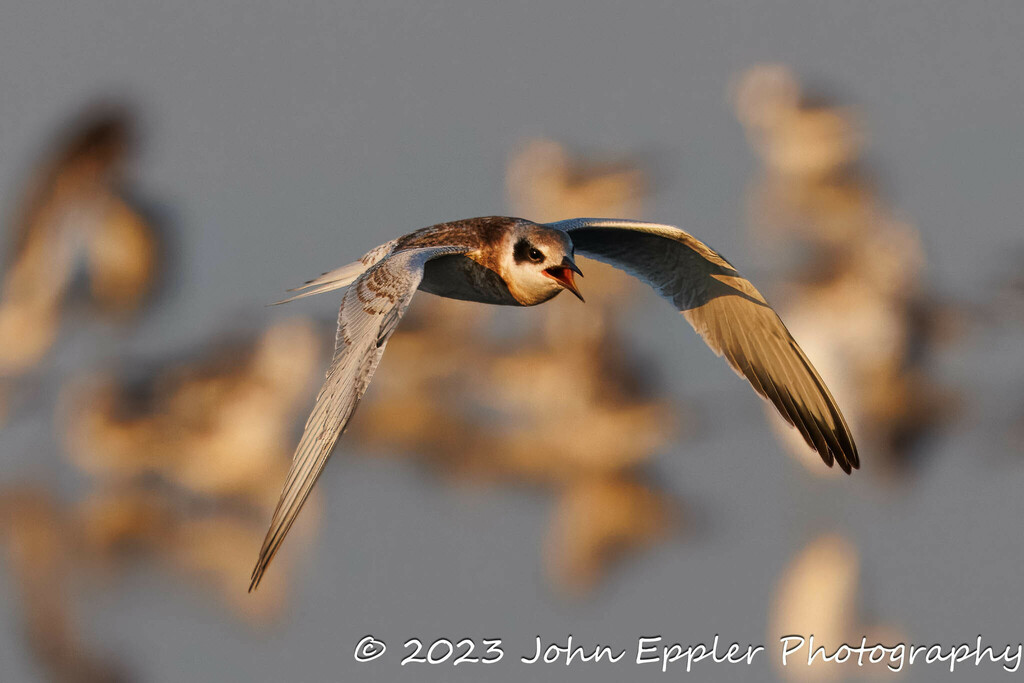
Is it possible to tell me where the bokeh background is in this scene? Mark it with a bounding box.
[1,1,1022,681]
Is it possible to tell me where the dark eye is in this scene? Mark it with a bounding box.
[528,248,544,262]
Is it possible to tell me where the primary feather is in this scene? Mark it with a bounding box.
[250,244,468,590]
[548,218,858,473]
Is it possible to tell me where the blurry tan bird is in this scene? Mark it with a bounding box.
[769,533,903,681]
[0,105,159,376]
[0,487,130,682]
[250,215,858,590]
[54,319,325,619]
[506,138,649,222]
[734,64,954,475]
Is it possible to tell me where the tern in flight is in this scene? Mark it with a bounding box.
[249,216,858,590]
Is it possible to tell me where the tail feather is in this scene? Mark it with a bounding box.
[272,261,368,305]
[290,261,368,292]
[273,239,399,305]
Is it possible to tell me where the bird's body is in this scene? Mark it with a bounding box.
[408,216,539,305]
[250,216,859,590]
[380,216,579,306]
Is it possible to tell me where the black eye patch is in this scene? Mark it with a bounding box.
[513,238,544,264]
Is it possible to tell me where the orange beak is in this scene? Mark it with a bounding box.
[544,256,584,302]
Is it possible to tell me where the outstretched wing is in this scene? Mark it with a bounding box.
[250,244,469,591]
[549,218,858,473]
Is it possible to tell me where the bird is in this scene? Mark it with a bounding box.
[249,216,858,591]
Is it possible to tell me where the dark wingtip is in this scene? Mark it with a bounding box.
[811,431,857,475]
[248,564,263,593]
[845,448,860,473]
[829,436,858,474]
[837,431,859,474]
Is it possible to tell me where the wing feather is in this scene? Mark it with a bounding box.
[250,244,468,590]
[549,218,858,473]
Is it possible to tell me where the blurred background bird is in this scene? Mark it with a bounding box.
[733,65,961,480]
[0,104,160,378]
[59,318,326,619]
[768,533,904,682]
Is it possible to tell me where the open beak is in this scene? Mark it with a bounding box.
[544,256,585,302]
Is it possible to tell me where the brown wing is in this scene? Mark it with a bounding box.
[550,218,858,473]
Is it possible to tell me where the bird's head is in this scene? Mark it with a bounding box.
[503,222,584,306]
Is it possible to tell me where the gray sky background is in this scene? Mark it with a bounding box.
[1,1,1023,681]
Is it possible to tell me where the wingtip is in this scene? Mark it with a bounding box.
[248,564,264,593]
[812,437,858,475]
[845,450,860,474]
[830,440,858,475]
[837,431,859,474]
